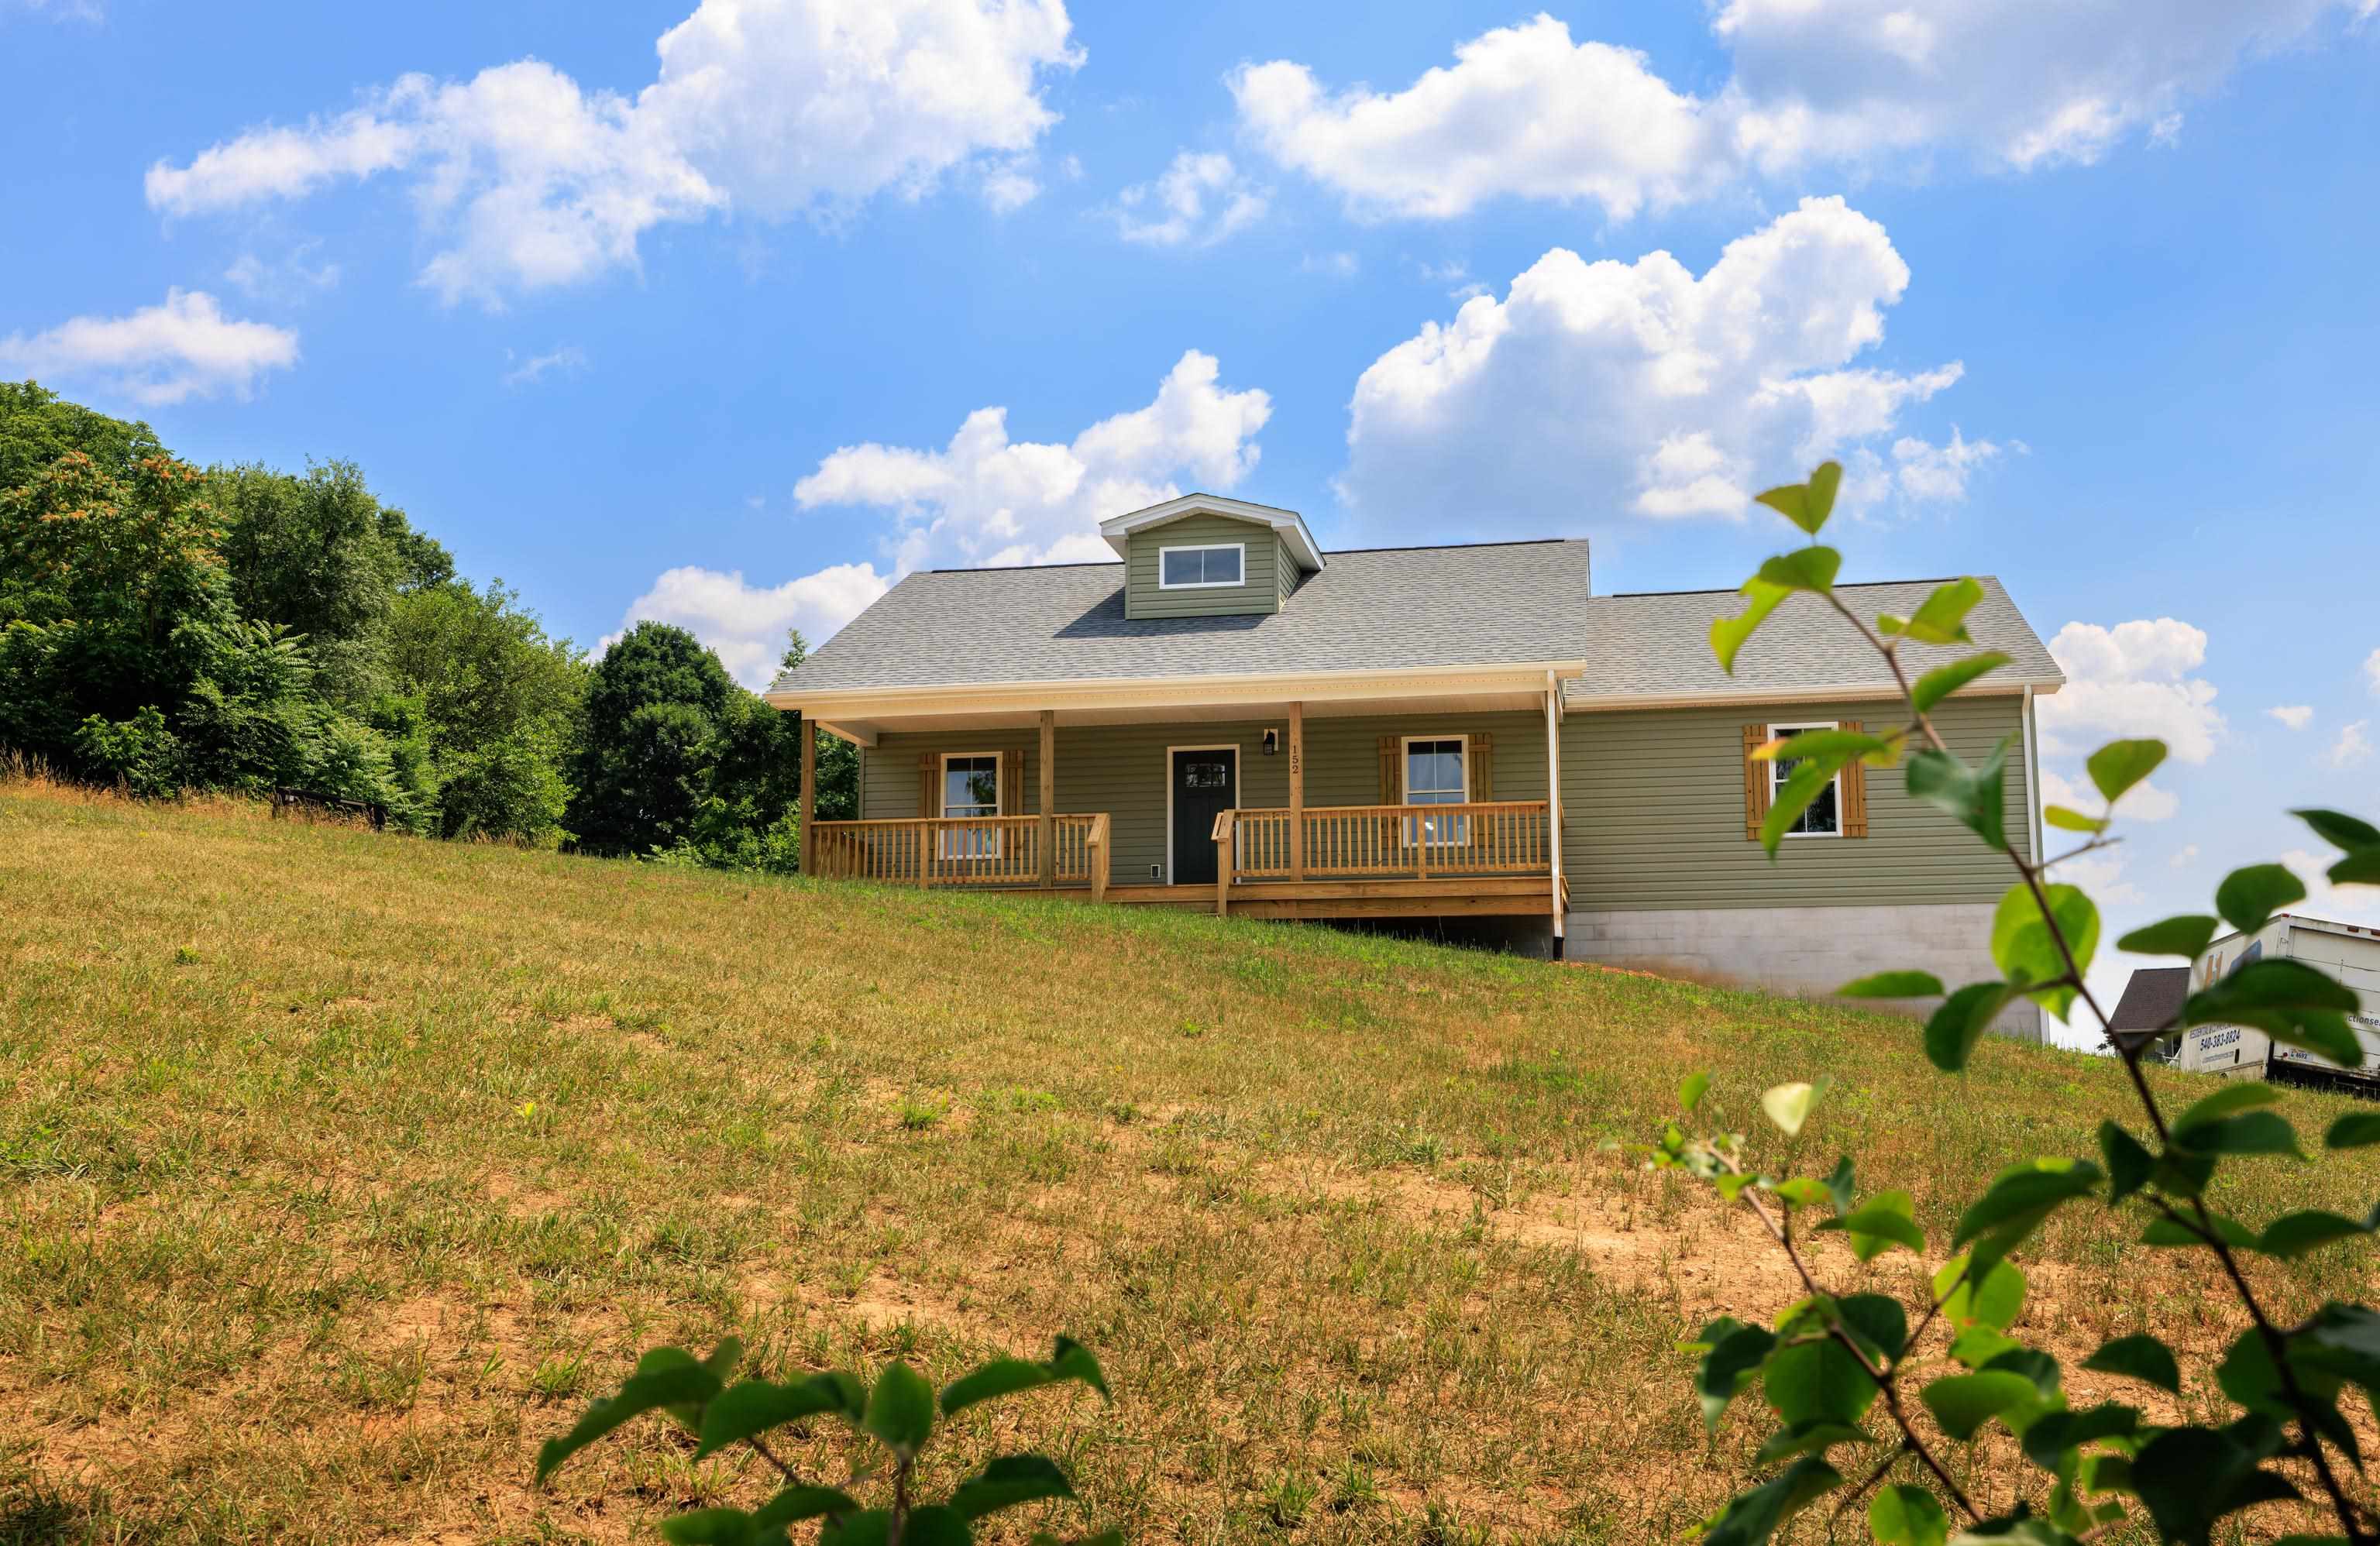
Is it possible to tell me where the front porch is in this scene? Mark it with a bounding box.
[781,665,1577,930]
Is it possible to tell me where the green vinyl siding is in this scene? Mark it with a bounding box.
[1123,513,1285,620]
[1558,693,2034,910]
[858,709,1546,884]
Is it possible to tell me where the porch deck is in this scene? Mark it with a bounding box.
[805,802,1562,921]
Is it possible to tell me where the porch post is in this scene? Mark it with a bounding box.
[1288,700,1305,881]
[798,714,817,874]
[1544,675,1565,945]
[1038,709,1056,889]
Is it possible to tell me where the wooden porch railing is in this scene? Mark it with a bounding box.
[1223,800,1553,884]
[807,813,1106,892]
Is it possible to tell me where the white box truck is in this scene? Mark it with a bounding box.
[2174,913,2380,1088]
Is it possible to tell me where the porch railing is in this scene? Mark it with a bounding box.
[1223,800,1553,883]
[807,813,1106,896]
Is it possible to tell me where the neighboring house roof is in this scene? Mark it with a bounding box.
[2107,966,2192,1034]
[1563,578,2063,706]
[771,539,1595,696]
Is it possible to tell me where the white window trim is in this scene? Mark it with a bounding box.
[1400,733,1470,848]
[1767,721,1843,839]
[1156,541,1247,590]
[938,750,1003,859]
[1163,743,1239,885]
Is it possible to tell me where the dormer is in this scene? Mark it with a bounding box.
[1099,494,1326,621]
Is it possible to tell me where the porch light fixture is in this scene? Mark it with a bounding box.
[1261,728,1279,755]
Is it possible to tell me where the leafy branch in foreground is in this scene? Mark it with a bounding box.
[1664,459,2380,1545]
[535,1336,1114,1546]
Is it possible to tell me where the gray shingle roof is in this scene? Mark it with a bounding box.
[769,545,2063,703]
[2107,967,2191,1034]
[771,540,1596,694]
[1563,577,2062,703]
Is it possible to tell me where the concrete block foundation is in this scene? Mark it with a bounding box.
[1563,903,2043,1043]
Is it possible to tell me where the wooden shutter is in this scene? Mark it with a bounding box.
[1742,725,1770,840]
[917,753,937,818]
[1840,720,1869,838]
[1468,733,1494,802]
[999,748,1025,815]
[1377,736,1402,803]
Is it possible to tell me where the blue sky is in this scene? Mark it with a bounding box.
[4,0,2377,1036]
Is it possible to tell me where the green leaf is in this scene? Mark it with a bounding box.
[2183,959,2362,1066]
[1713,578,1791,675]
[1818,1191,1924,1262]
[2257,1210,2371,1260]
[2082,1334,2179,1395]
[2131,1425,2300,1546]
[894,1506,971,1546]
[1936,1256,2025,1334]
[2327,1111,2380,1149]
[1704,1456,1843,1546]
[2175,1110,2302,1160]
[1756,546,1843,593]
[2293,809,2380,853]
[861,1362,935,1458]
[2098,1121,2153,1204]
[1869,1484,1949,1546]
[2116,915,2221,960]
[1754,1420,1870,1465]
[2043,806,2107,833]
[1838,1293,1909,1364]
[754,1486,862,1529]
[1753,462,1843,536]
[1952,1158,2102,1273]
[939,1337,1108,1419]
[1763,755,1847,857]
[1886,578,1986,646]
[949,1454,1076,1520]
[2172,1080,2278,1128]
[2329,848,2380,885]
[1989,884,2097,1021]
[2141,1212,2255,1249]
[1823,1155,1857,1215]
[659,1510,759,1546]
[2214,863,2306,936]
[2086,739,2167,804]
[1752,728,1889,764]
[1770,1177,1832,1208]
[1679,1070,1711,1113]
[536,1347,730,1485]
[1694,1319,1778,1431]
[1921,1371,2038,1441]
[1760,1080,1825,1139]
[1949,1325,2021,1371]
[696,1376,865,1460]
[1907,741,2009,852]
[1766,1338,1876,1429]
[1911,652,2010,715]
[2020,1402,2139,1472]
[1981,1347,2062,1401]
[1924,981,2016,1073]
[1838,971,1945,998]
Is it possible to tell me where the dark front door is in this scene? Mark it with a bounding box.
[1170,748,1237,885]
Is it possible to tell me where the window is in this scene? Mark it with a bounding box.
[1769,723,1842,837]
[940,751,999,857]
[1402,735,1469,847]
[1157,543,1244,589]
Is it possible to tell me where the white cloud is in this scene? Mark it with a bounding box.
[502,345,587,387]
[1231,15,1725,221]
[2172,844,2199,869]
[2365,648,2380,696]
[2282,847,2380,926]
[1233,4,2367,218]
[146,0,1083,305]
[2037,618,2226,764]
[795,349,1271,572]
[1301,251,1359,279]
[1336,198,1972,534]
[1892,428,2000,501]
[223,242,342,302]
[2052,850,2143,907]
[2041,765,2178,823]
[1113,152,1267,247]
[608,562,891,689]
[2268,705,2316,730]
[2330,720,2373,769]
[0,288,299,406]
[9,0,105,20]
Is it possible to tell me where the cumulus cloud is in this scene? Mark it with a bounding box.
[2268,705,2315,730]
[2282,847,2380,925]
[795,348,1271,572]
[0,288,299,406]
[2330,720,2374,769]
[502,345,587,387]
[2036,618,2226,765]
[2042,765,2178,823]
[608,562,891,689]
[1893,428,2000,501]
[1234,4,2368,218]
[1113,152,1267,246]
[223,242,342,303]
[146,0,1082,304]
[2365,648,2380,696]
[1337,198,1973,534]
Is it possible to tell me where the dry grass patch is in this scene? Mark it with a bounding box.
[3,779,2377,1542]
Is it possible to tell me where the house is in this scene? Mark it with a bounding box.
[2108,966,2191,1055]
[766,493,2065,1039]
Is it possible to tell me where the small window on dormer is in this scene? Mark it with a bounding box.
[1158,544,1244,589]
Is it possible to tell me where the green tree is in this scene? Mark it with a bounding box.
[567,622,743,857]
[781,627,858,824]
[215,460,405,704]
[0,380,163,492]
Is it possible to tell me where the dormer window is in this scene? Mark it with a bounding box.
[1158,543,1245,589]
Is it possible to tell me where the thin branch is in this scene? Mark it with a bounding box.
[1830,1439,1915,1525]
[744,1434,800,1483]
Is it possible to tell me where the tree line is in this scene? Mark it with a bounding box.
[0,381,856,867]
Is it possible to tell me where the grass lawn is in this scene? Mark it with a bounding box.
[5,779,2377,1544]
